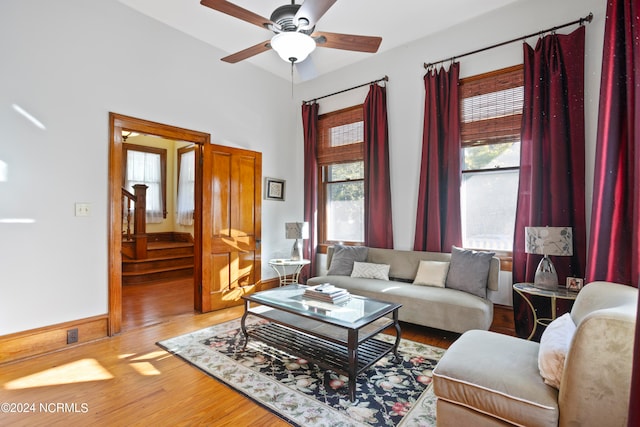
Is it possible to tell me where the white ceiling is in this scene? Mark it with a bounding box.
[118,0,522,82]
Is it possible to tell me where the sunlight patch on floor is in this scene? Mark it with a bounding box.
[120,350,171,375]
[4,359,113,390]
[129,362,161,376]
[130,350,167,361]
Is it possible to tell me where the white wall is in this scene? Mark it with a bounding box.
[0,0,299,335]
[295,0,606,306]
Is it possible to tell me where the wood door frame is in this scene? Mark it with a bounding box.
[108,113,209,336]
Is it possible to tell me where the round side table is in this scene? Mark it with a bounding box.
[513,283,579,340]
[269,259,310,286]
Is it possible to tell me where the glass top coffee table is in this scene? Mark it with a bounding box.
[241,284,402,401]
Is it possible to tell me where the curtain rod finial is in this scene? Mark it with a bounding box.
[580,12,593,26]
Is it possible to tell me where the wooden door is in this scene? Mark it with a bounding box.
[198,143,262,312]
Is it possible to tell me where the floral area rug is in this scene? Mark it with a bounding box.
[157,316,444,427]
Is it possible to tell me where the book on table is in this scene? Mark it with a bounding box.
[303,284,350,303]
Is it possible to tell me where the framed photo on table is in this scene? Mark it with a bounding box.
[264,177,285,201]
[566,277,583,291]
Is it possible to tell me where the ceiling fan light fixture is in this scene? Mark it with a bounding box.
[271,32,316,63]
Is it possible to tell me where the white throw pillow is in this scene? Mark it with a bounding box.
[413,260,450,287]
[538,312,576,389]
[350,261,390,280]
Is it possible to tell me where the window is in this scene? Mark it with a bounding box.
[123,143,167,223]
[176,146,195,226]
[459,65,524,252]
[317,105,365,245]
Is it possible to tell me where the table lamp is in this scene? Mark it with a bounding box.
[285,222,309,260]
[524,226,573,290]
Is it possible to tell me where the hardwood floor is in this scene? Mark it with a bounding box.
[0,280,514,426]
[122,278,195,331]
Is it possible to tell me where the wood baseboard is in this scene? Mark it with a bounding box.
[0,315,108,365]
[491,304,516,336]
[260,277,281,289]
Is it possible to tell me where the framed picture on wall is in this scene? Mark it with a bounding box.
[264,177,285,201]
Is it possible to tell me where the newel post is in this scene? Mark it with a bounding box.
[133,184,148,259]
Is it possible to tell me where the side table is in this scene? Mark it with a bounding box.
[268,259,310,286]
[513,283,579,340]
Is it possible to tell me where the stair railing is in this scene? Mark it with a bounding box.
[122,188,135,240]
[121,184,148,260]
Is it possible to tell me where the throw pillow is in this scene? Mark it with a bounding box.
[327,245,369,276]
[538,313,576,389]
[351,261,390,280]
[444,246,495,298]
[413,260,450,287]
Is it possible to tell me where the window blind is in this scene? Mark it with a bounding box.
[460,65,524,146]
[317,105,364,165]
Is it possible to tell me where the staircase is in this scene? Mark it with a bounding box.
[122,232,194,285]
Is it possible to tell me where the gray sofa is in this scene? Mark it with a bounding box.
[433,281,638,426]
[307,246,500,333]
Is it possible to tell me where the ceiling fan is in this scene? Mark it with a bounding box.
[200,0,382,65]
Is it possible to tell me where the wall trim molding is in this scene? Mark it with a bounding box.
[0,277,282,364]
[0,314,108,365]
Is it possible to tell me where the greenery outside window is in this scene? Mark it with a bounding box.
[323,161,364,243]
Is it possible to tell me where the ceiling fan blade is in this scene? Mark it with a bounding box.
[200,0,274,29]
[313,31,382,53]
[221,40,272,63]
[294,0,337,30]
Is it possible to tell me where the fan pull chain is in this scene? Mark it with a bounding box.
[290,60,294,98]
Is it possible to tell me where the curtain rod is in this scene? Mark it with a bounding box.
[424,12,593,69]
[303,75,388,105]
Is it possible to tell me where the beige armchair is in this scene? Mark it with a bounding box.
[432,281,638,427]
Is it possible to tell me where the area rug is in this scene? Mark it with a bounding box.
[157,316,444,427]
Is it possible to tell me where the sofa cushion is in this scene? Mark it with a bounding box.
[538,313,576,389]
[327,245,368,275]
[433,330,559,427]
[413,260,449,287]
[445,246,495,298]
[351,261,390,280]
[306,275,494,333]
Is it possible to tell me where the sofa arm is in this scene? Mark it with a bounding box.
[558,288,637,427]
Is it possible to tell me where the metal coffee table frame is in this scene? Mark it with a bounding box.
[241,285,402,401]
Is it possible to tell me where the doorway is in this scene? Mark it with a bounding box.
[108,113,209,335]
[108,113,263,336]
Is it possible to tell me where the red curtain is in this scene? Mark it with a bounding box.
[302,102,319,278]
[586,0,640,288]
[513,27,587,284]
[584,0,640,424]
[364,83,394,248]
[512,27,587,339]
[414,63,462,252]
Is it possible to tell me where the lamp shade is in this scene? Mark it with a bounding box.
[524,226,573,256]
[270,32,316,63]
[285,222,309,239]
